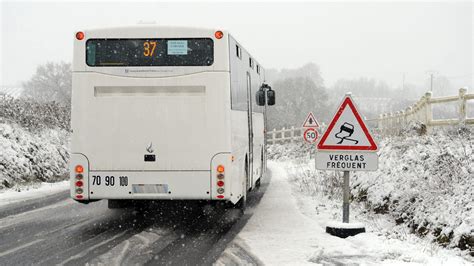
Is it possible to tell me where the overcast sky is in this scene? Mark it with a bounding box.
[1,1,473,92]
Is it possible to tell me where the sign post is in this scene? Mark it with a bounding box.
[342,171,350,223]
[316,93,378,238]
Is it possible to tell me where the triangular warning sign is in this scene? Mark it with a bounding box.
[302,112,320,128]
[317,96,378,151]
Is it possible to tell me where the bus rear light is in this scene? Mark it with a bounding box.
[76,188,83,194]
[217,165,225,173]
[217,195,224,199]
[75,165,84,173]
[75,180,84,187]
[217,180,224,187]
[217,188,224,194]
[217,173,224,180]
[76,194,84,199]
[215,30,223,39]
[76,31,84,40]
[75,174,83,180]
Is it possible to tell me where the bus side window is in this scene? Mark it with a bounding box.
[236,45,242,59]
[249,58,254,69]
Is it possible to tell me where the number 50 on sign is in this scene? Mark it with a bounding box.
[304,128,318,144]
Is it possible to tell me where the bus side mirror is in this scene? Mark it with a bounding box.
[256,90,266,106]
[267,89,275,106]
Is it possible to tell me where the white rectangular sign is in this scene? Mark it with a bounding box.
[316,151,378,171]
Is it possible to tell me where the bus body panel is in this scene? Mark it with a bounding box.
[71,72,231,172]
[228,35,266,191]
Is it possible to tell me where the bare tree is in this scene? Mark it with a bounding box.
[22,62,72,105]
[267,76,329,130]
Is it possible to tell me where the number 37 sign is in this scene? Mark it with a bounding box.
[302,112,320,144]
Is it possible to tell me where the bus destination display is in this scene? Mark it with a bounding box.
[86,38,213,67]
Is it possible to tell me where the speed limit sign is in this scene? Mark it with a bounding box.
[303,128,319,144]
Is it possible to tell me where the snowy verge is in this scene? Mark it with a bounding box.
[218,162,471,265]
[268,127,473,256]
[0,123,70,190]
[0,180,68,206]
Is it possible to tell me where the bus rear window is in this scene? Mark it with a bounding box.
[86,38,213,67]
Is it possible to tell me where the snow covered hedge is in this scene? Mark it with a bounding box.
[268,127,473,254]
[0,96,70,131]
[0,96,70,189]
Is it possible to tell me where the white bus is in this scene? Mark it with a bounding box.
[70,26,275,210]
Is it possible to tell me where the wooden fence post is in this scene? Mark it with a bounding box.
[272,129,276,144]
[290,126,295,142]
[378,114,383,132]
[459,87,467,126]
[424,91,432,131]
[395,111,401,134]
[400,110,406,129]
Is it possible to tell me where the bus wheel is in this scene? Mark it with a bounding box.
[255,178,261,189]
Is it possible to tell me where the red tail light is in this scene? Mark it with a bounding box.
[75,180,83,187]
[76,194,84,199]
[217,195,224,199]
[217,180,224,187]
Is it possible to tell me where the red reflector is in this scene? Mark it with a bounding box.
[217,180,224,187]
[217,195,224,199]
[75,180,83,187]
[76,194,83,199]
[76,31,84,40]
[215,30,223,39]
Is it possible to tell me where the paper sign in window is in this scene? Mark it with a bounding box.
[167,40,188,55]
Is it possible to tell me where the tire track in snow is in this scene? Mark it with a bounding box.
[88,226,179,265]
[147,171,271,265]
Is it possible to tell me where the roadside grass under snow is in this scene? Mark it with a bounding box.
[268,126,473,257]
[0,96,70,190]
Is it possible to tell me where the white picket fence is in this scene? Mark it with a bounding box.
[266,87,473,143]
[366,87,473,135]
[267,125,327,144]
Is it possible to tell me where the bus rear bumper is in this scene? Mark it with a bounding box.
[85,171,214,200]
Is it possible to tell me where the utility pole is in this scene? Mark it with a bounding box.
[402,73,405,90]
[430,73,434,93]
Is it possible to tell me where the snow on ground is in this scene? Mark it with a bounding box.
[0,123,69,190]
[0,180,68,206]
[0,96,70,190]
[219,161,472,265]
[268,127,473,254]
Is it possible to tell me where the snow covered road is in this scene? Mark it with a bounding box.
[0,175,269,265]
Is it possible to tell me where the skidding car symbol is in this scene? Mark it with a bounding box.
[335,122,359,144]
